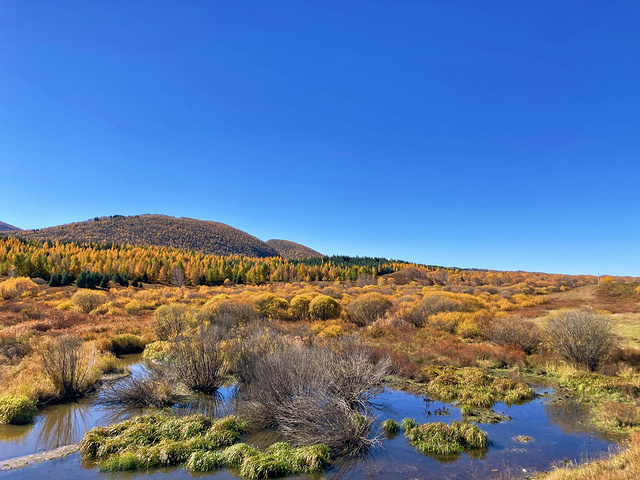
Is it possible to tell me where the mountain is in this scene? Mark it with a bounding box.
[17,214,282,258]
[266,239,322,259]
[0,221,21,231]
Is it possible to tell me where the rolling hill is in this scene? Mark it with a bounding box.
[0,221,21,231]
[266,239,322,259]
[17,215,282,257]
[13,214,322,259]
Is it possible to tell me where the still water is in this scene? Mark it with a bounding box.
[0,359,617,480]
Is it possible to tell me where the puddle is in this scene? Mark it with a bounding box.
[0,363,619,479]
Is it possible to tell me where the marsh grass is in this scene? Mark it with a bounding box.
[539,433,640,480]
[402,419,488,456]
[80,414,247,468]
[80,413,330,478]
[186,442,330,479]
[419,366,534,409]
[381,419,401,437]
[0,395,38,424]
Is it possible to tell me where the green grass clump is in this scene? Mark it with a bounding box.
[403,419,488,456]
[185,450,226,472]
[81,413,330,477]
[420,366,534,409]
[186,442,330,479]
[381,419,401,437]
[401,418,418,431]
[80,413,247,469]
[0,395,38,425]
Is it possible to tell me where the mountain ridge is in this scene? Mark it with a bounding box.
[12,214,322,259]
[0,221,21,231]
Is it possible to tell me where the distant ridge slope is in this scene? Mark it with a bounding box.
[266,239,322,259]
[0,221,21,231]
[18,214,280,258]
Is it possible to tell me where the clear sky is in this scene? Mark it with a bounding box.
[1,2,639,276]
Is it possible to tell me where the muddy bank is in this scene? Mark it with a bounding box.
[0,444,78,471]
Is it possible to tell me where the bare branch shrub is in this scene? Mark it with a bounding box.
[172,326,226,394]
[154,303,191,341]
[546,308,615,371]
[41,335,98,399]
[102,363,178,407]
[238,343,390,455]
[487,316,541,354]
[210,300,259,327]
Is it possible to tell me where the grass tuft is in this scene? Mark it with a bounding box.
[402,419,488,456]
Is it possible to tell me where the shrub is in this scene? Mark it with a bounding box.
[403,420,488,456]
[0,277,38,299]
[154,303,191,341]
[71,289,108,313]
[309,295,341,321]
[41,335,98,399]
[487,316,541,354]
[421,294,462,318]
[238,344,389,455]
[454,310,493,338]
[124,299,142,315]
[253,293,290,320]
[142,341,174,362]
[172,327,225,394]
[208,299,259,328]
[345,293,392,326]
[102,366,178,407]
[290,293,316,320]
[0,395,38,424]
[547,308,615,371]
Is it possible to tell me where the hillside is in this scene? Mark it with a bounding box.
[0,221,21,231]
[266,239,322,259]
[17,214,281,258]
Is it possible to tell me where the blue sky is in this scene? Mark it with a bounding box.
[1,2,639,275]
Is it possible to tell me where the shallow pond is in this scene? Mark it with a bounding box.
[0,361,618,480]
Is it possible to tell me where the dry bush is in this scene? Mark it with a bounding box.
[0,335,31,364]
[102,363,177,407]
[238,343,390,455]
[421,294,463,317]
[41,335,98,399]
[547,309,615,371]
[172,326,226,394]
[487,316,542,354]
[309,295,341,321]
[421,291,483,318]
[154,303,192,340]
[210,299,259,326]
[71,289,108,314]
[345,293,392,326]
[0,277,38,299]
